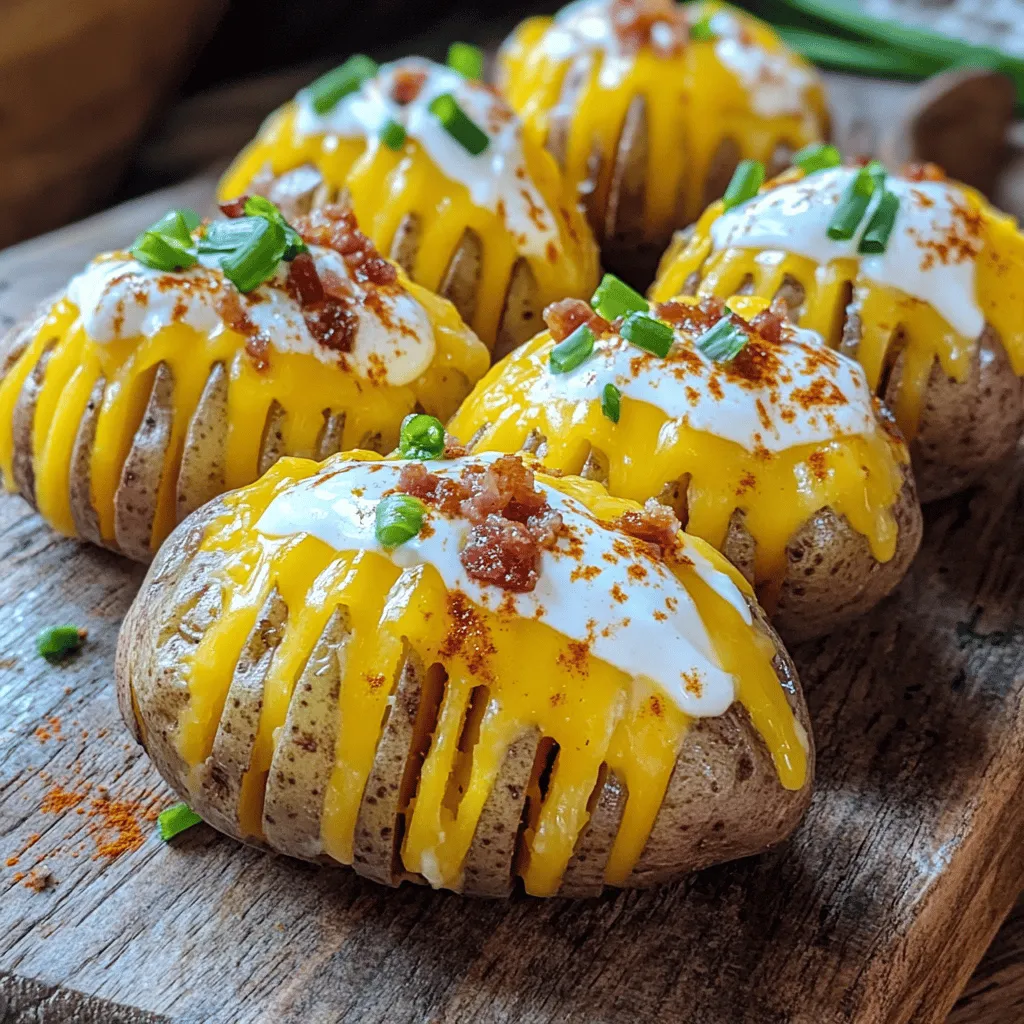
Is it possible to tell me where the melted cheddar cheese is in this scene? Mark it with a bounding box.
[175,452,807,895]
[0,248,488,553]
[219,58,599,351]
[498,0,827,238]
[652,166,1024,438]
[449,295,908,601]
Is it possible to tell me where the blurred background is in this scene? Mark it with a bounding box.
[2,0,1024,248]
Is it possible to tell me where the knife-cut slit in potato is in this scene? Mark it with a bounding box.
[118,451,814,895]
[652,160,1024,501]
[219,57,599,357]
[498,0,828,284]
[0,204,488,559]
[450,294,923,641]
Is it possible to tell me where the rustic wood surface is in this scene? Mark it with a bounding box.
[1,173,1024,1023]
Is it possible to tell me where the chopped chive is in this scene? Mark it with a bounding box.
[858,190,900,254]
[428,93,489,155]
[158,803,203,841]
[380,118,407,151]
[689,12,717,42]
[375,494,425,548]
[549,324,595,374]
[243,195,307,260]
[150,209,199,246]
[826,165,879,241]
[307,54,379,115]
[591,273,648,321]
[696,316,749,362]
[399,413,445,460]
[792,142,842,175]
[723,160,766,211]
[448,42,484,80]
[621,313,674,358]
[36,625,86,661]
[218,217,288,293]
[131,209,201,272]
[601,383,621,423]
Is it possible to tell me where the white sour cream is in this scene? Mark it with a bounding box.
[65,244,436,387]
[709,167,986,339]
[294,58,560,260]
[255,454,752,718]
[518,319,877,453]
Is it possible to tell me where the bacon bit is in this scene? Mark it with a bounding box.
[460,516,541,592]
[286,251,325,306]
[903,162,946,183]
[292,204,397,286]
[392,68,427,104]
[543,298,612,342]
[609,0,687,56]
[443,433,469,459]
[219,197,249,218]
[750,304,786,346]
[654,296,725,334]
[615,499,681,559]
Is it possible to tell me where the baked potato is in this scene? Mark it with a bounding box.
[116,447,813,896]
[0,202,488,560]
[652,160,1024,501]
[219,55,600,359]
[449,289,922,641]
[497,0,828,285]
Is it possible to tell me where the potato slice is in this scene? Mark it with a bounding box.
[10,340,56,502]
[559,767,628,898]
[69,375,106,547]
[440,228,484,329]
[493,259,540,361]
[176,362,228,522]
[388,212,422,277]
[702,137,742,211]
[315,410,346,461]
[258,399,287,478]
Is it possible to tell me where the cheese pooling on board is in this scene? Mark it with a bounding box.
[498,0,827,231]
[0,205,488,552]
[175,450,807,894]
[652,164,1024,437]
[450,295,909,591]
[219,57,600,350]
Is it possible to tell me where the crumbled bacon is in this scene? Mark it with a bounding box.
[609,0,687,56]
[615,499,681,559]
[903,162,946,183]
[392,68,427,105]
[286,251,325,306]
[749,299,787,346]
[219,197,248,218]
[653,296,725,334]
[292,204,398,286]
[543,298,611,342]
[460,515,540,593]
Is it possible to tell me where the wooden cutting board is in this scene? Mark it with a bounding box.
[2,174,1024,1024]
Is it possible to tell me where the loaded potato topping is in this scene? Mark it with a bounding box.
[177,442,808,894]
[653,157,1024,437]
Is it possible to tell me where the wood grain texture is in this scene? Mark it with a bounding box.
[1,167,1023,1024]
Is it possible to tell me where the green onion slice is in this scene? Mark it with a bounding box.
[858,190,900,255]
[448,42,484,80]
[826,165,880,241]
[36,625,85,660]
[131,209,201,272]
[601,383,621,423]
[696,316,749,362]
[243,195,307,260]
[399,413,446,460]
[307,54,379,115]
[792,142,842,175]
[722,160,766,211]
[215,218,287,293]
[549,324,595,374]
[689,12,717,42]
[428,94,489,155]
[621,313,674,358]
[375,494,425,548]
[380,118,407,151]
[159,803,203,841]
[591,273,649,321]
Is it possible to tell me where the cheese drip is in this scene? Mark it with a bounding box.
[219,58,599,350]
[449,296,908,595]
[498,0,827,234]
[651,168,1024,438]
[0,266,487,553]
[174,452,807,896]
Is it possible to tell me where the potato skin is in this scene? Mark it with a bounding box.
[117,496,814,897]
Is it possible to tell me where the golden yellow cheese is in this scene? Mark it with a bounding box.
[175,451,807,896]
[498,0,827,237]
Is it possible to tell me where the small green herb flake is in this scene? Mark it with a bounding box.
[131,209,200,272]
[621,313,674,358]
[689,13,716,42]
[601,383,621,423]
[307,54,379,115]
[448,42,484,80]
[375,494,425,548]
[36,625,86,661]
[792,142,842,175]
[549,324,595,374]
[380,118,407,151]
[696,316,748,362]
[243,195,307,260]
[722,160,765,211]
[399,413,446,460]
[827,165,880,241]
[428,93,489,155]
[159,803,203,841]
[591,273,649,321]
[858,190,900,255]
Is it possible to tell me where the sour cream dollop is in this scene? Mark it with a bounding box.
[255,453,752,718]
[710,167,986,339]
[65,244,437,387]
